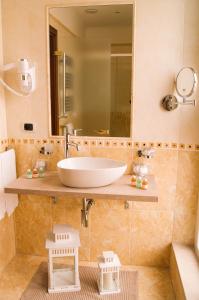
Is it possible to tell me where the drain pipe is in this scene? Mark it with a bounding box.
[81,198,95,227]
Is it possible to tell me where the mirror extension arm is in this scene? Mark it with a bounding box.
[162,67,198,111]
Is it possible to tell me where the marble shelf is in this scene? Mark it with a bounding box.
[4,171,158,202]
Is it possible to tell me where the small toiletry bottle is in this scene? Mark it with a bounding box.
[38,166,45,178]
[32,168,39,178]
[136,176,142,189]
[26,169,32,179]
[131,175,137,187]
[142,178,149,190]
[35,159,46,171]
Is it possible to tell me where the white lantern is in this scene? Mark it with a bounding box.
[45,224,80,293]
[97,251,121,295]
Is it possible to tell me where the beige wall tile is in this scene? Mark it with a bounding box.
[133,149,178,211]
[15,198,52,256]
[12,143,199,267]
[19,194,51,205]
[90,203,131,264]
[175,151,199,196]
[173,151,199,244]
[90,147,133,174]
[14,143,65,176]
[0,215,15,274]
[52,196,90,261]
[131,210,174,267]
[173,209,196,245]
[14,144,41,176]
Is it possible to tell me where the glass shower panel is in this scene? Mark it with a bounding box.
[110,55,132,137]
[81,39,111,136]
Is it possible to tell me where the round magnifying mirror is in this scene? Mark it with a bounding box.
[176,67,197,98]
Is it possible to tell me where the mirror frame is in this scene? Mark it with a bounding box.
[46,0,135,140]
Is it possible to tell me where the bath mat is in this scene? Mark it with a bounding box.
[21,263,138,300]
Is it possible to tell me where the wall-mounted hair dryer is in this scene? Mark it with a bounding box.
[0,58,36,97]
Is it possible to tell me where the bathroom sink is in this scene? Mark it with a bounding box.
[57,157,127,188]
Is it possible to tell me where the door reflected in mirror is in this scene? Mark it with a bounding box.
[48,4,133,137]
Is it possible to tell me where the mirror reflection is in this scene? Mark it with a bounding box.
[176,67,198,98]
[49,4,133,137]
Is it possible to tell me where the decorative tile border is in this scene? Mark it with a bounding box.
[0,138,9,152]
[2,137,199,152]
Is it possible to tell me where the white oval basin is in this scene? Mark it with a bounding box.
[57,157,127,188]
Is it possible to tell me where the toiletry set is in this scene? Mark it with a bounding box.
[26,167,45,179]
[131,174,148,190]
[131,163,149,190]
[130,147,155,190]
[26,159,46,179]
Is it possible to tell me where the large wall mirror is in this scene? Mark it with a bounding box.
[48,4,133,137]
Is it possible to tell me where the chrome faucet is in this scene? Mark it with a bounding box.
[65,129,82,158]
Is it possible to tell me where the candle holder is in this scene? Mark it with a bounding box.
[46,224,80,293]
[97,251,121,295]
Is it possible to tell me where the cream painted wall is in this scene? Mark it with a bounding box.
[85,25,132,43]
[133,0,184,143]
[133,0,199,144]
[1,0,199,143]
[50,7,84,37]
[0,0,7,139]
[2,0,49,138]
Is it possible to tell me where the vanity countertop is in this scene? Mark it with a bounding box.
[4,172,158,202]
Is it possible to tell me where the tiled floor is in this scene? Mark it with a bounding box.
[0,254,175,300]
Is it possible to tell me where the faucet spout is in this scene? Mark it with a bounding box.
[65,132,80,158]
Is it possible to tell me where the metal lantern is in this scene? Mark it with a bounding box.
[97,251,121,295]
[46,224,80,293]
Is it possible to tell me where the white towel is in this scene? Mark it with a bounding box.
[0,149,18,219]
